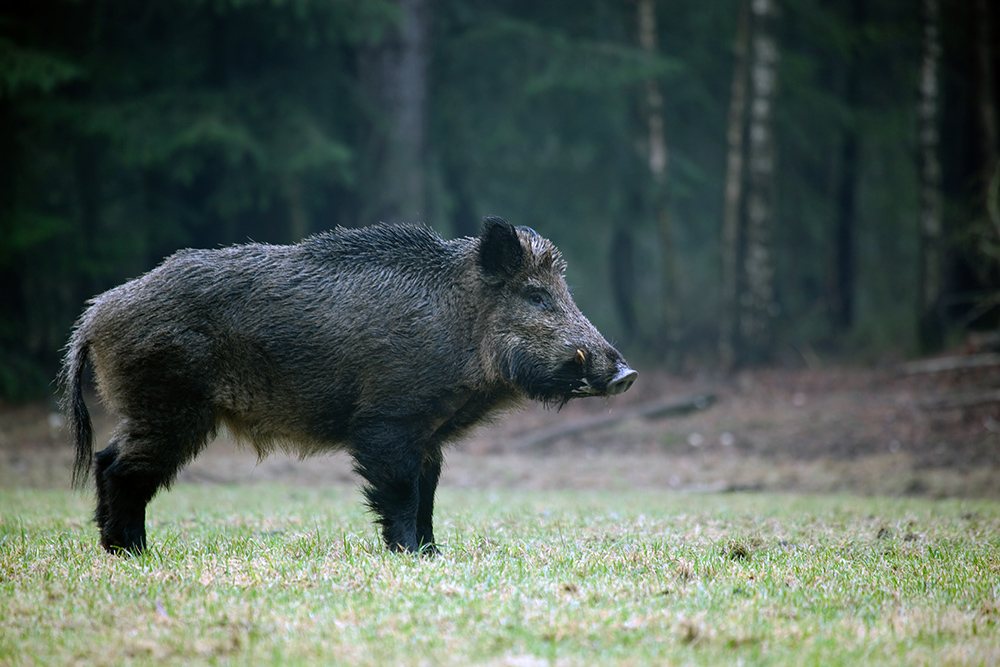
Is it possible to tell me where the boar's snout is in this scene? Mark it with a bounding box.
[606,365,638,395]
[569,343,637,398]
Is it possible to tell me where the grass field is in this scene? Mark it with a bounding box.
[2,484,999,666]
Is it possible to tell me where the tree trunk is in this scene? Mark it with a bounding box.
[832,126,858,331]
[610,227,639,343]
[739,0,779,364]
[973,0,1000,241]
[830,0,864,332]
[917,0,944,352]
[360,0,429,225]
[719,0,751,372]
[637,0,681,365]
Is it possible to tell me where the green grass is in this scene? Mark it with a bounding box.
[2,485,999,666]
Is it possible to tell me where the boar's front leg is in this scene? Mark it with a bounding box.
[350,421,438,554]
[416,451,443,554]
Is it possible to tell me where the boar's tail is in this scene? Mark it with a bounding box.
[60,334,94,489]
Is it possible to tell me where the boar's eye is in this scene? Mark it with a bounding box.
[526,290,552,311]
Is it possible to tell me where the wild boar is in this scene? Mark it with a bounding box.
[60,217,636,555]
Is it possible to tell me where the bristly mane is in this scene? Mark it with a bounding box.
[302,224,460,274]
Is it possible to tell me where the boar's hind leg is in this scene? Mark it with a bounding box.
[93,439,154,555]
[94,412,213,555]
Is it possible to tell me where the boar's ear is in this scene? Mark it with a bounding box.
[478,216,524,284]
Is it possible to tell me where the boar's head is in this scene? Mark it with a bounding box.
[476,216,637,405]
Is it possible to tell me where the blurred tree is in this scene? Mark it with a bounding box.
[917,0,944,352]
[739,0,780,364]
[359,0,431,225]
[719,0,779,367]
[719,0,750,371]
[973,0,998,232]
[636,0,681,366]
[968,0,1000,326]
[609,225,639,342]
[828,0,864,333]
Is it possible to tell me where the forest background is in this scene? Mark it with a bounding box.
[2,0,998,401]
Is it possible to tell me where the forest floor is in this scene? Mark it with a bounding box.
[2,360,998,499]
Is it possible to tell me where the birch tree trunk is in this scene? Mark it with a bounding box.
[719,0,751,372]
[917,0,944,352]
[739,0,779,364]
[637,0,681,365]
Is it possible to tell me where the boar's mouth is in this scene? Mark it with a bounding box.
[569,364,637,398]
[585,365,638,396]
[500,347,636,405]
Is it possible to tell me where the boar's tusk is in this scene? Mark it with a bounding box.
[574,349,586,365]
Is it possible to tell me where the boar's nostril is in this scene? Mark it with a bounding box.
[606,366,637,395]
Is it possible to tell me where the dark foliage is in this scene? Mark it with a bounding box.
[2,0,999,398]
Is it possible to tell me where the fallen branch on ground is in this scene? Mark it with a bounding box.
[918,389,1000,410]
[898,353,1000,375]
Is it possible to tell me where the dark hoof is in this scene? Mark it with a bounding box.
[100,527,146,557]
[418,542,440,557]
